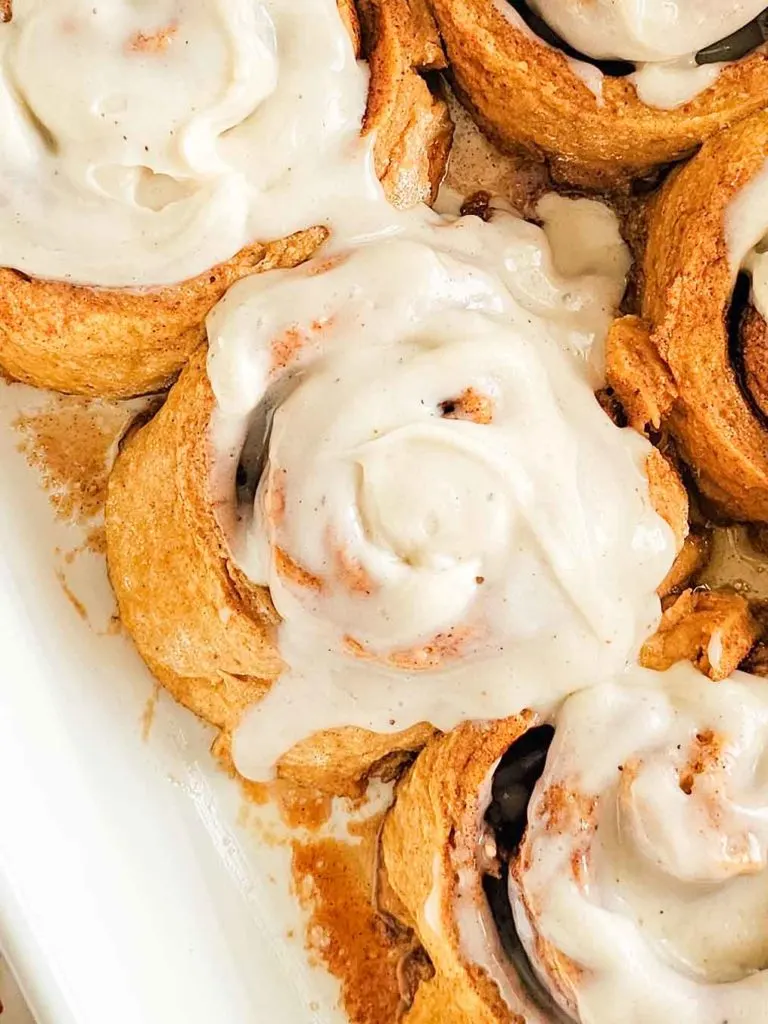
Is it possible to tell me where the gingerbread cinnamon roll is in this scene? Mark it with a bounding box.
[607,110,768,522]
[383,660,768,1023]
[427,0,768,186]
[106,200,685,796]
[0,0,450,397]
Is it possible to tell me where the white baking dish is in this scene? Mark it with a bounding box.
[0,381,348,1024]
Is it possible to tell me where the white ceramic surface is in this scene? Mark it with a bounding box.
[0,382,352,1024]
[0,955,36,1023]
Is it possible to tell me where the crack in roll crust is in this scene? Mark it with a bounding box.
[606,111,768,522]
[425,0,768,187]
[0,0,450,398]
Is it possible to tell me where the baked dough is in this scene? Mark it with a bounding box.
[426,0,768,187]
[607,111,768,521]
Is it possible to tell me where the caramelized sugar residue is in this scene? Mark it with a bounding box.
[292,812,416,1024]
[54,567,88,621]
[14,397,132,525]
[244,778,333,832]
[227,732,417,1023]
[13,395,142,624]
[140,683,161,742]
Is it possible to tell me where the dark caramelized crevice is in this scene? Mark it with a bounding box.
[486,725,554,853]
[507,1,767,74]
[235,430,268,509]
[728,271,768,430]
[483,871,571,1023]
[482,725,572,1021]
[234,393,282,512]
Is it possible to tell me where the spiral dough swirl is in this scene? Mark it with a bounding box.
[511,662,768,1024]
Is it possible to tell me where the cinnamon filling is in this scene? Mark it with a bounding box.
[729,271,768,425]
[507,1,767,72]
[482,725,572,1022]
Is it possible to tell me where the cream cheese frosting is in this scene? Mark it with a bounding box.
[203,208,676,781]
[522,0,766,109]
[0,0,373,287]
[509,662,768,1024]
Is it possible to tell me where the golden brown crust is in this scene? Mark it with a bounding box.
[106,347,282,731]
[0,0,451,399]
[360,0,453,208]
[640,588,760,680]
[381,716,540,1024]
[106,350,436,796]
[0,232,326,400]
[426,0,768,187]
[619,111,768,521]
[276,722,436,797]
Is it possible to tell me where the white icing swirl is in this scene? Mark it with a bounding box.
[204,208,676,780]
[0,0,373,286]
[524,0,765,109]
[510,662,768,1024]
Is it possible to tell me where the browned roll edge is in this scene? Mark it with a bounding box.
[607,111,768,522]
[426,0,768,188]
[641,587,760,680]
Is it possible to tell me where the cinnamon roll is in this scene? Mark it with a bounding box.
[106,200,687,796]
[383,660,768,1023]
[0,0,450,397]
[426,0,768,186]
[606,110,768,522]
